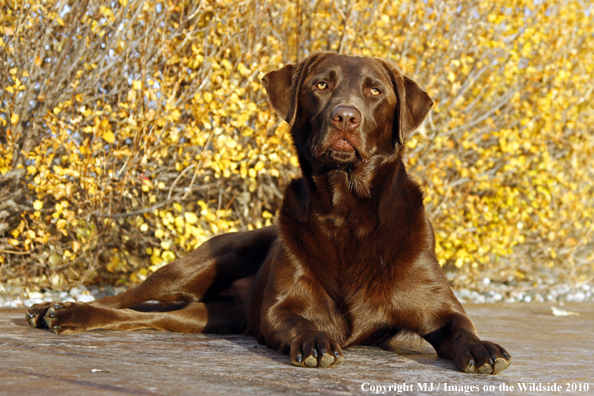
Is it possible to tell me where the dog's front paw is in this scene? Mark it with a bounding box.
[26,302,54,328]
[41,302,91,334]
[290,331,344,368]
[457,340,511,374]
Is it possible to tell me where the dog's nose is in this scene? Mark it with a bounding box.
[331,106,361,131]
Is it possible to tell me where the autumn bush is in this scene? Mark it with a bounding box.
[1,0,593,289]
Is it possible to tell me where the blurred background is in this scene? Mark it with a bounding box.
[1,0,593,302]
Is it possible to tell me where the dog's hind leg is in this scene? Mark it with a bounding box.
[27,226,278,330]
[25,249,224,328]
[41,299,246,334]
[97,226,278,309]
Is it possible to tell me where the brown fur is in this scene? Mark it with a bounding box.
[27,53,511,374]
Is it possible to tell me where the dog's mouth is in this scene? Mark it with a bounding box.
[330,138,356,153]
[315,131,364,164]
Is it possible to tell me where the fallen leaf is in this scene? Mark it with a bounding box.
[551,307,579,317]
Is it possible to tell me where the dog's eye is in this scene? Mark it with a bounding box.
[370,88,382,96]
[316,82,329,90]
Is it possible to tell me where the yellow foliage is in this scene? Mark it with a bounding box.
[0,0,593,287]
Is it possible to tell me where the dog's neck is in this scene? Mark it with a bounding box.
[302,156,409,239]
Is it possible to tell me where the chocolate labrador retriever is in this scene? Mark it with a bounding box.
[27,52,511,374]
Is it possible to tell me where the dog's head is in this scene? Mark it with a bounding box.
[263,53,433,175]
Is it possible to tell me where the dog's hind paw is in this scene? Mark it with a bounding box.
[42,302,90,334]
[26,302,54,328]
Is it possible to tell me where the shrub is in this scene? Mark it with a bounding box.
[1,0,593,288]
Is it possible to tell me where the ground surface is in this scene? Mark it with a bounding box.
[1,303,592,396]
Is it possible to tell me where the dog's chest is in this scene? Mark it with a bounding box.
[340,280,403,345]
[309,171,381,239]
[315,205,378,241]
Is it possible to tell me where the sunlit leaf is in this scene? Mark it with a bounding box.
[102,131,115,144]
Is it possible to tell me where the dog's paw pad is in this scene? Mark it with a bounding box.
[319,352,335,368]
[493,357,511,374]
[478,362,493,374]
[463,360,475,374]
[304,355,318,367]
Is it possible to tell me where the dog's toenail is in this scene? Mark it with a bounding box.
[296,354,302,363]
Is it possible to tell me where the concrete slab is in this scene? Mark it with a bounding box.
[1,303,592,395]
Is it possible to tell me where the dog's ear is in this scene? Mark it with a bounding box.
[262,53,328,126]
[384,62,433,145]
[262,64,295,122]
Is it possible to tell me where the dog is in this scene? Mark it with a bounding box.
[26,52,511,374]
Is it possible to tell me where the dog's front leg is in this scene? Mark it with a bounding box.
[423,312,512,374]
[255,253,345,369]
